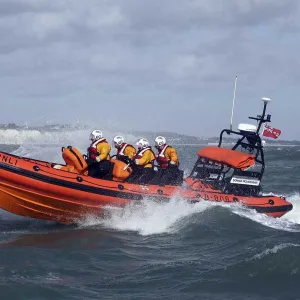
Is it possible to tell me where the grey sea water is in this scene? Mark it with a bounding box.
[1,143,300,300]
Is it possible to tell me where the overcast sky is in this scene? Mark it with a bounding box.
[0,0,299,139]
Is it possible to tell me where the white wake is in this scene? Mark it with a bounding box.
[78,197,215,236]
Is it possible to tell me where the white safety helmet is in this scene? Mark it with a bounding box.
[136,138,149,149]
[90,129,103,141]
[113,135,124,148]
[155,136,166,148]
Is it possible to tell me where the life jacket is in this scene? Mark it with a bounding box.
[134,147,156,168]
[156,144,170,169]
[87,138,107,160]
[117,143,130,159]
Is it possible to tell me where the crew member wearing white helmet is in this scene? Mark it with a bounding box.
[127,138,156,184]
[134,138,156,168]
[87,129,111,178]
[155,136,179,168]
[154,136,180,185]
[113,135,136,164]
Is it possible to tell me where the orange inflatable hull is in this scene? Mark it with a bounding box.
[0,151,292,223]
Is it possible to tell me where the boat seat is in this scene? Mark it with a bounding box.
[148,168,184,186]
[102,162,114,180]
[126,168,157,185]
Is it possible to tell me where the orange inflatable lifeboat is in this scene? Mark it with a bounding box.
[0,99,293,223]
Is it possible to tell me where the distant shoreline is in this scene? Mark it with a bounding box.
[0,124,298,145]
[0,123,87,131]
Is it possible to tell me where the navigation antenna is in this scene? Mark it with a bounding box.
[248,97,272,134]
[230,76,238,131]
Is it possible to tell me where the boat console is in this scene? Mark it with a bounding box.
[190,97,272,196]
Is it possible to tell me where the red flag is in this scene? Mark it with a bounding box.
[262,125,281,139]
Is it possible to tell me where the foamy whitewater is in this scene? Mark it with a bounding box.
[1,127,300,300]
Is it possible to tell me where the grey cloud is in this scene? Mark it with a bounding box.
[0,0,58,16]
[120,0,299,31]
[0,0,299,139]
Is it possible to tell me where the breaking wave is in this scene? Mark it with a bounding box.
[78,197,216,236]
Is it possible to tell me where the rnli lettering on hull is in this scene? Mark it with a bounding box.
[230,176,260,186]
[0,154,18,166]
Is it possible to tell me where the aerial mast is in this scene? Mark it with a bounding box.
[230,76,238,131]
